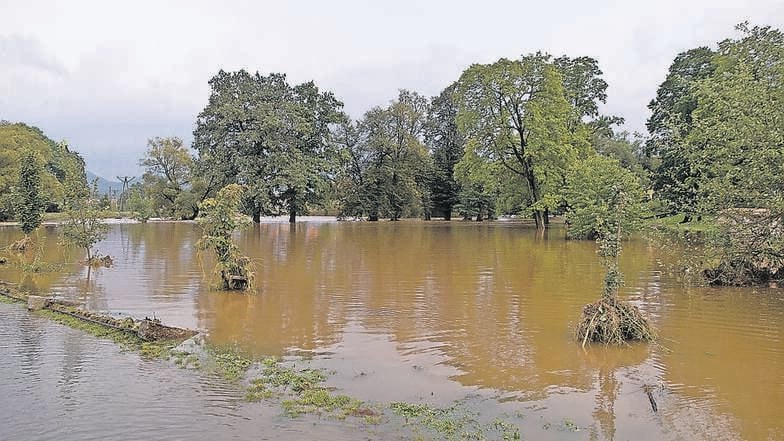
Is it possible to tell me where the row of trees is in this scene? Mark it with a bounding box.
[134,53,644,232]
[28,22,777,253]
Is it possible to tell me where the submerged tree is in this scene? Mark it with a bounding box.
[193,70,343,223]
[336,90,432,221]
[196,184,252,291]
[454,54,583,229]
[683,23,784,285]
[425,84,464,220]
[576,188,654,345]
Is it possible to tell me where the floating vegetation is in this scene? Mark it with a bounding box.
[390,401,521,440]
[207,346,254,381]
[86,254,114,268]
[8,236,32,253]
[246,357,376,420]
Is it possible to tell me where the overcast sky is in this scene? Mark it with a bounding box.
[1,1,782,178]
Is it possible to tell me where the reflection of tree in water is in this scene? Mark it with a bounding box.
[202,222,346,355]
[70,267,109,311]
[585,345,649,441]
[58,330,88,411]
[590,364,619,441]
[17,311,45,382]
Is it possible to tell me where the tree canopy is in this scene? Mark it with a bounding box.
[454,53,595,228]
[0,122,85,220]
[193,70,344,223]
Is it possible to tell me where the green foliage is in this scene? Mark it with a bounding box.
[454,184,495,221]
[140,136,216,220]
[336,90,432,220]
[196,184,252,290]
[672,23,784,285]
[564,155,644,240]
[59,165,110,263]
[390,402,521,440]
[15,151,46,235]
[0,122,85,220]
[646,47,716,217]
[210,348,253,381]
[193,70,344,223]
[686,24,784,213]
[126,184,155,222]
[425,84,464,219]
[454,53,591,228]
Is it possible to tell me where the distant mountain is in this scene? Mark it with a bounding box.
[86,171,128,197]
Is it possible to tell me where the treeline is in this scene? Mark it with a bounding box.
[135,56,647,231]
[123,23,781,246]
[4,23,782,249]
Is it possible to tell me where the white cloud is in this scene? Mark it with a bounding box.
[0,0,782,177]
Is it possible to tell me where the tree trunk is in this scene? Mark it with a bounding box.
[252,208,261,224]
[544,208,550,225]
[476,211,483,222]
[289,206,296,223]
[444,207,452,221]
[533,210,546,229]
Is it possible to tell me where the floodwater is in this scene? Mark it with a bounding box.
[1,220,783,440]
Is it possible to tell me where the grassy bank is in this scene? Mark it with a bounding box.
[645,213,718,234]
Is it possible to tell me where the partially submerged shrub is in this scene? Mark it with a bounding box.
[576,188,654,345]
[196,184,253,291]
[702,209,784,286]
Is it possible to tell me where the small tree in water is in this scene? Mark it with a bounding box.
[59,162,111,266]
[197,184,253,291]
[576,187,655,346]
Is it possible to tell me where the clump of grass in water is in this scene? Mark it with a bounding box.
[206,346,253,381]
[0,294,20,304]
[390,402,521,441]
[248,357,377,420]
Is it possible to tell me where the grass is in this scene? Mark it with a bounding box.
[0,293,21,304]
[207,346,254,381]
[390,402,521,441]
[646,213,718,234]
[247,357,376,420]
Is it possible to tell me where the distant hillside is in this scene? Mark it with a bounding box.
[0,121,86,220]
[86,171,127,197]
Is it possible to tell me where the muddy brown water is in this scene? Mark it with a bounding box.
[1,219,783,440]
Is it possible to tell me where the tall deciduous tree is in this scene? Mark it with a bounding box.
[337,90,431,221]
[646,47,716,219]
[193,70,343,223]
[139,136,217,220]
[686,23,784,212]
[454,54,581,228]
[425,84,464,220]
